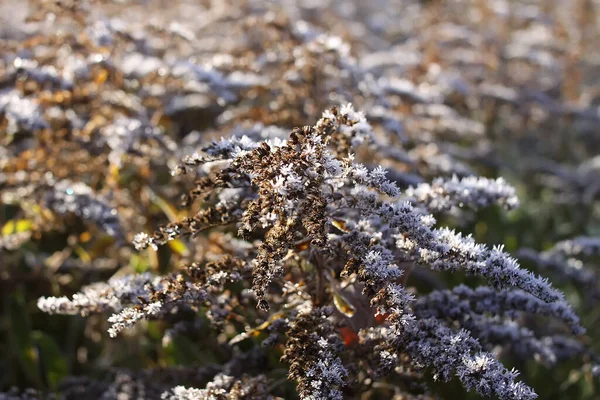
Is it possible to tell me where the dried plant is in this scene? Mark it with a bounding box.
[1,0,599,399]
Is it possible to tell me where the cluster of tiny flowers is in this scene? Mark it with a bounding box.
[551,237,600,257]
[414,285,583,335]
[36,104,594,399]
[518,236,600,305]
[161,374,272,400]
[336,176,562,304]
[308,336,349,398]
[45,180,124,240]
[133,232,158,251]
[107,300,163,338]
[37,273,157,316]
[101,116,176,167]
[413,285,586,366]
[403,319,538,400]
[0,89,48,134]
[282,308,349,400]
[404,175,519,212]
[38,273,207,337]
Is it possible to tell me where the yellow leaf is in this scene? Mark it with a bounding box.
[74,245,92,263]
[107,164,120,186]
[88,236,115,259]
[228,312,284,345]
[95,69,108,85]
[129,253,150,273]
[145,187,181,222]
[333,290,356,318]
[168,239,190,257]
[2,219,33,235]
[332,219,349,233]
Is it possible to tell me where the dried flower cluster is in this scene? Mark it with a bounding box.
[32,104,596,399]
[1,0,599,399]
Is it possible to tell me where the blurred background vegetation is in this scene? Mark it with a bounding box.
[1,0,599,399]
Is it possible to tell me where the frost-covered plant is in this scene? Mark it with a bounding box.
[2,0,600,399]
[37,105,594,399]
[518,237,600,308]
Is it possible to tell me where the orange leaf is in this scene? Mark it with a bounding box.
[339,326,359,347]
[375,312,391,324]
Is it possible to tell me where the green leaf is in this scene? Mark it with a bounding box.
[129,252,150,273]
[6,292,43,388]
[168,336,206,365]
[31,331,68,390]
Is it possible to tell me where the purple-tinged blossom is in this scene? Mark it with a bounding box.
[405,175,519,212]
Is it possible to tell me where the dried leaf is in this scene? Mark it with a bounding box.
[339,326,359,347]
[332,218,349,233]
[333,290,356,318]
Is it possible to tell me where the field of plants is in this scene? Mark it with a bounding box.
[1,1,599,399]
